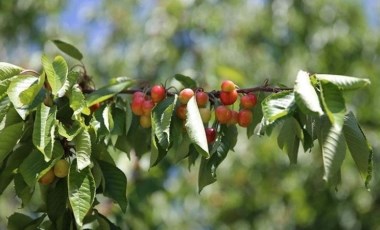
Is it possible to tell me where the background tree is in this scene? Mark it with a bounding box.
[0,0,379,229]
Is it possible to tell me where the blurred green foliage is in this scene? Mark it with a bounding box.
[1,0,379,229]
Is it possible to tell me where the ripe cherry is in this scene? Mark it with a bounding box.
[132,91,145,100]
[151,85,166,103]
[221,80,236,92]
[228,110,239,125]
[90,102,101,112]
[176,104,187,120]
[240,93,257,109]
[205,127,217,143]
[179,88,195,104]
[196,91,209,107]
[220,90,238,105]
[142,99,155,116]
[131,97,145,116]
[238,109,253,127]
[215,105,232,124]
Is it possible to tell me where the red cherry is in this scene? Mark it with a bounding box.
[220,90,238,105]
[151,85,166,103]
[176,104,187,120]
[205,128,217,143]
[132,91,145,100]
[228,110,239,125]
[90,103,101,112]
[196,91,209,107]
[142,99,155,116]
[240,93,257,109]
[238,109,253,127]
[221,80,236,92]
[179,88,195,104]
[215,105,232,124]
[131,97,144,116]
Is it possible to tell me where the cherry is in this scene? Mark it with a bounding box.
[54,159,70,178]
[90,102,101,112]
[142,99,155,116]
[238,109,253,127]
[240,93,257,109]
[196,91,209,107]
[131,96,145,116]
[176,104,187,120]
[39,168,55,185]
[132,91,145,100]
[179,88,195,104]
[228,110,239,125]
[205,127,217,143]
[140,115,151,128]
[199,107,211,123]
[150,85,166,103]
[221,80,236,92]
[215,105,232,124]
[220,90,238,105]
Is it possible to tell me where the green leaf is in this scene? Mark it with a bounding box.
[198,125,237,192]
[7,75,39,118]
[52,40,83,61]
[0,62,23,81]
[262,90,296,123]
[98,160,128,212]
[33,104,57,161]
[115,135,131,156]
[58,120,84,141]
[174,74,197,88]
[152,96,177,149]
[86,80,134,107]
[185,96,209,158]
[47,178,69,223]
[319,81,346,126]
[0,142,33,194]
[14,173,33,207]
[19,73,45,105]
[294,70,323,115]
[74,129,92,171]
[19,143,64,187]
[95,210,121,230]
[247,95,263,138]
[57,71,80,97]
[277,117,302,164]
[7,212,33,230]
[68,159,96,227]
[314,74,370,91]
[0,122,24,163]
[0,79,14,101]
[318,117,346,185]
[103,104,114,132]
[41,55,68,96]
[69,84,88,115]
[343,112,372,186]
[150,123,167,167]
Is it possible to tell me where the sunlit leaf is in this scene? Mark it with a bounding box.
[294,70,323,115]
[319,81,346,126]
[68,159,95,227]
[85,80,134,107]
[74,129,92,171]
[262,90,296,123]
[41,55,68,96]
[314,74,370,91]
[0,62,23,81]
[185,96,209,158]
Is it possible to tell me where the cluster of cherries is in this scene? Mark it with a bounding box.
[130,80,257,144]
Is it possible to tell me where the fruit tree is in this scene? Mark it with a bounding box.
[0,41,373,229]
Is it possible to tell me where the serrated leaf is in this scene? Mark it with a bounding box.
[262,90,296,123]
[319,81,346,126]
[19,73,45,105]
[0,78,14,101]
[7,75,39,118]
[318,117,346,185]
[198,125,237,192]
[47,178,68,223]
[68,159,96,227]
[103,105,114,132]
[58,120,84,141]
[185,97,209,158]
[150,124,167,167]
[69,84,87,115]
[152,96,177,149]
[19,143,64,187]
[57,71,80,97]
[33,104,57,161]
[42,55,68,96]
[277,117,302,164]
[343,112,372,186]
[52,40,83,61]
[174,74,197,88]
[86,80,133,107]
[74,129,92,170]
[98,160,128,212]
[0,62,23,81]
[314,74,370,91]
[294,70,323,115]
[0,122,24,163]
